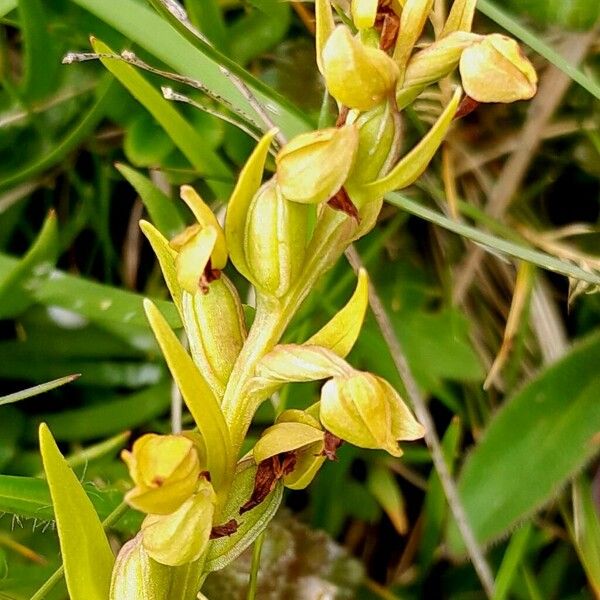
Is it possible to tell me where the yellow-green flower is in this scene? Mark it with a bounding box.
[141,478,216,566]
[320,371,424,456]
[351,0,378,30]
[459,34,537,103]
[122,433,202,515]
[322,25,399,111]
[276,125,358,205]
[169,186,227,294]
[252,409,328,490]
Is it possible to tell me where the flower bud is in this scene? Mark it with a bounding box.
[169,186,228,295]
[398,31,481,107]
[322,26,399,111]
[320,371,424,456]
[141,479,216,566]
[345,103,401,206]
[122,434,202,515]
[459,34,537,103]
[351,0,378,30]
[253,418,326,490]
[276,126,359,205]
[110,534,172,600]
[243,177,309,297]
[183,274,246,398]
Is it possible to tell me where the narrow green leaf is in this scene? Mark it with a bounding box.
[0,75,117,190]
[493,524,533,600]
[91,38,231,197]
[447,331,600,554]
[0,252,179,329]
[477,0,600,101]
[116,163,185,239]
[386,193,600,286]
[367,464,407,535]
[70,0,310,137]
[568,476,600,596]
[27,383,170,442]
[185,0,228,52]
[0,374,79,407]
[203,461,283,572]
[39,424,114,600]
[18,0,59,100]
[0,211,59,318]
[144,300,232,492]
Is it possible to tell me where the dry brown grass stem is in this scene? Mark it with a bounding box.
[345,245,497,598]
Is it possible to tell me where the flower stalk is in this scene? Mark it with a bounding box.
[37,1,538,598]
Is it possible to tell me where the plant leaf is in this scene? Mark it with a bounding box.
[116,163,185,239]
[0,211,59,319]
[39,424,114,600]
[386,193,600,286]
[0,374,79,407]
[447,331,600,554]
[70,0,310,137]
[143,300,233,493]
[91,38,231,197]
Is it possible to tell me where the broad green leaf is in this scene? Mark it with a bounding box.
[39,424,114,600]
[203,460,283,572]
[91,38,231,198]
[117,163,185,239]
[70,0,310,137]
[0,211,59,318]
[27,383,170,442]
[144,300,232,493]
[504,0,600,30]
[386,193,600,286]
[0,252,179,329]
[447,331,600,554]
[307,268,368,358]
[0,374,79,407]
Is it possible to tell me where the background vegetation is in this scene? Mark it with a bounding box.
[0,0,599,598]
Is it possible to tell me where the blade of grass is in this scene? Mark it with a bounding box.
[0,375,80,407]
[385,193,600,286]
[477,0,600,101]
[0,75,117,190]
[69,0,311,137]
[91,38,231,196]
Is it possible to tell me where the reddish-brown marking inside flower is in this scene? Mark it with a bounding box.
[210,518,239,539]
[327,188,360,222]
[239,453,297,514]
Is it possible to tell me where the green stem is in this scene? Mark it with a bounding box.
[246,530,266,600]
